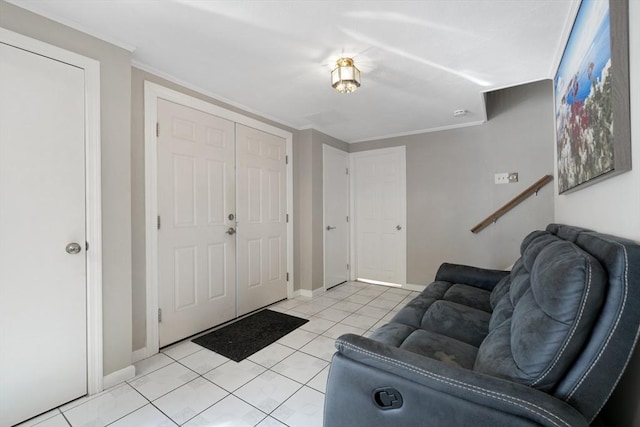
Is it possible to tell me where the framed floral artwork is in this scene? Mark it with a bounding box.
[554,0,631,194]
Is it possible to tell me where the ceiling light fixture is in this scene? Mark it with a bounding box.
[331,57,361,93]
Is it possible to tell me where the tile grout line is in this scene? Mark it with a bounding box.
[59,409,72,427]
[99,385,152,427]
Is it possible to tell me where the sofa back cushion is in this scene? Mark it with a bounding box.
[474,240,606,391]
[489,230,554,310]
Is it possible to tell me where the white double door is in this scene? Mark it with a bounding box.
[157,100,287,346]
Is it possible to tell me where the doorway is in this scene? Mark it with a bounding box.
[350,146,407,286]
[156,99,237,346]
[0,29,102,426]
[235,124,288,316]
[145,83,293,354]
[323,145,350,290]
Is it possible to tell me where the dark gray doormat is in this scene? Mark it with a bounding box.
[192,309,308,362]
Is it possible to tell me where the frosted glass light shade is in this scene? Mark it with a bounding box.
[331,58,361,93]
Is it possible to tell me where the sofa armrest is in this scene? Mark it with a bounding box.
[325,334,587,427]
[435,262,509,291]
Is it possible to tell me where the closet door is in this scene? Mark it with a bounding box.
[323,145,350,289]
[0,42,87,426]
[236,124,287,315]
[351,146,406,286]
[157,99,236,347]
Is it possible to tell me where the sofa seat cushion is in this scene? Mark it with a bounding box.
[372,275,494,367]
[368,323,479,370]
[392,280,492,325]
[378,292,491,351]
[368,322,417,347]
[390,281,452,328]
[420,301,490,347]
[474,240,607,391]
[400,330,478,369]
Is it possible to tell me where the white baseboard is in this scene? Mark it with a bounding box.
[403,283,427,292]
[298,287,325,298]
[298,289,313,298]
[132,347,148,363]
[102,365,135,390]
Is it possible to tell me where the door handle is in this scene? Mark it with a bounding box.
[226,227,236,235]
[326,226,336,231]
[66,242,82,254]
[396,225,402,230]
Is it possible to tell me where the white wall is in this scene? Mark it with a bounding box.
[554,3,639,425]
[294,129,314,293]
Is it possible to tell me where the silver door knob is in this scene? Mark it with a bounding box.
[326,226,336,231]
[226,227,236,235]
[66,242,82,254]
[396,225,402,230]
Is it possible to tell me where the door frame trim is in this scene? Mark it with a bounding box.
[349,146,407,286]
[144,82,294,357]
[322,144,350,291]
[0,28,103,394]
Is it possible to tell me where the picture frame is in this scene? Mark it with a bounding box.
[554,0,631,194]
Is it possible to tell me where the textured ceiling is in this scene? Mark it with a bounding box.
[8,0,579,143]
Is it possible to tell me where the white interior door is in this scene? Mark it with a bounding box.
[323,145,350,289]
[236,124,287,316]
[157,99,236,347]
[351,147,406,286]
[0,43,87,426]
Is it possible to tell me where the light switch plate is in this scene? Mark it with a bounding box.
[494,173,509,184]
[495,172,519,184]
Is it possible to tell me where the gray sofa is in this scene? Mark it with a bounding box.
[325,224,640,426]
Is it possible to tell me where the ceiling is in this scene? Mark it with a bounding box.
[9,0,579,143]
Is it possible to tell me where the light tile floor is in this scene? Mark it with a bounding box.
[19,281,418,427]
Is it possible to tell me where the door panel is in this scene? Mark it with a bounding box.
[208,244,227,299]
[323,145,350,288]
[207,160,226,223]
[157,100,236,347]
[0,42,87,426]
[236,124,287,316]
[174,246,197,309]
[352,147,406,285]
[173,154,197,226]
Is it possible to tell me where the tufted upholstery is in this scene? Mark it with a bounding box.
[370,229,607,390]
[475,237,606,391]
[325,225,640,427]
[369,280,494,369]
